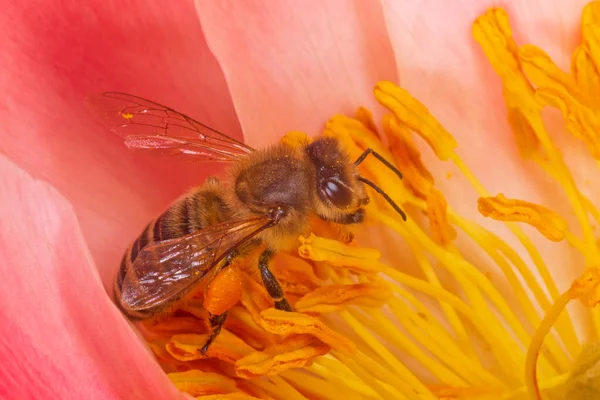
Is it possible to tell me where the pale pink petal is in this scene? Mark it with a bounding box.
[195,0,398,147]
[380,1,591,287]
[0,0,243,287]
[0,154,183,399]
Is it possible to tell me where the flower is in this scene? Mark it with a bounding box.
[1,0,599,399]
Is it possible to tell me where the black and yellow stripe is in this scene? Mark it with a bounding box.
[114,180,231,320]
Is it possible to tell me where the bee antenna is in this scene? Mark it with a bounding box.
[354,148,403,180]
[358,176,407,221]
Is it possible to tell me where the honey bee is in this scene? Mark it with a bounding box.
[89,92,406,352]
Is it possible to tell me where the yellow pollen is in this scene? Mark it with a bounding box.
[281,130,311,148]
[119,111,134,120]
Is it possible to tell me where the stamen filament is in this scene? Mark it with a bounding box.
[279,370,357,400]
[503,373,569,400]
[408,239,479,359]
[525,291,572,400]
[381,265,523,383]
[310,358,380,399]
[526,114,600,264]
[449,153,561,304]
[338,310,436,399]
[451,214,575,366]
[349,309,467,386]
[333,352,411,400]
[386,297,505,388]
[251,375,307,400]
[377,209,562,378]
[582,194,600,227]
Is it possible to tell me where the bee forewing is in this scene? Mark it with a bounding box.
[120,217,271,311]
[86,92,254,162]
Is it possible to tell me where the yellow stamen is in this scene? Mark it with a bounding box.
[259,308,356,354]
[294,282,392,313]
[307,359,379,399]
[298,233,385,274]
[478,194,568,242]
[571,45,600,110]
[374,81,458,160]
[427,188,457,247]
[167,332,253,363]
[506,107,542,160]
[251,375,306,400]
[519,44,600,159]
[195,394,260,400]
[167,370,237,397]
[354,106,380,138]
[382,114,434,200]
[569,265,600,307]
[525,292,573,400]
[235,335,329,379]
[280,369,361,400]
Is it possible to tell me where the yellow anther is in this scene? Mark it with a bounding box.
[354,106,380,138]
[235,335,330,379]
[519,44,600,159]
[427,189,457,247]
[298,233,385,274]
[294,282,392,313]
[472,8,539,112]
[569,266,600,307]
[571,45,600,110]
[506,107,542,160]
[478,194,568,241]
[374,81,458,160]
[581,1,600,70]
[383,114,434,199]
[259,308,356,353]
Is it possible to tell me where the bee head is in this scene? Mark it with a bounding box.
[306,137,369,224]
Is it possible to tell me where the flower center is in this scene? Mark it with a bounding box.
[137,3,600,399]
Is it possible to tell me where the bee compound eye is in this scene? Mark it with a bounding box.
[321,178,353,208]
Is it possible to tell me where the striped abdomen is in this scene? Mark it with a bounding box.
[114,178,231,320]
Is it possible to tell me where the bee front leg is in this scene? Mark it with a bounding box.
[258,249,292,311]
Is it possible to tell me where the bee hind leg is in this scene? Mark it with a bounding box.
[200,311,228,354]
[258,249,292,312]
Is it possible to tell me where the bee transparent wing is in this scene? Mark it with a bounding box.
[87,92,255,162]
[120,217,271,311]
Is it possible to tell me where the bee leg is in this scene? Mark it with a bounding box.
[200,311,228,354]
[200,251,240,354]
[258,249,292,311]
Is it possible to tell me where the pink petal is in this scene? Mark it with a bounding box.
[0,155,183,399]
[196,0,398,147]
[0,0,243,287]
